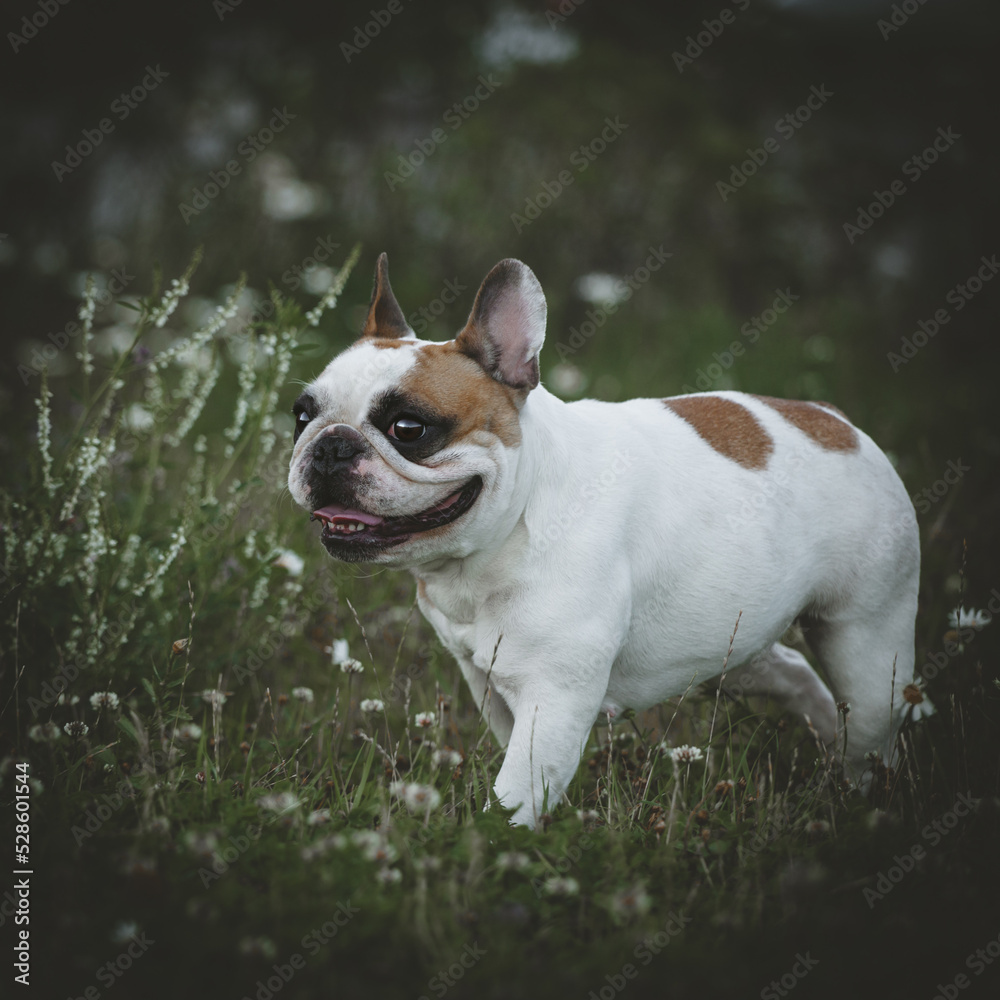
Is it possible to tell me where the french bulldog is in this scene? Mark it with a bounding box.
[288,253,920,827]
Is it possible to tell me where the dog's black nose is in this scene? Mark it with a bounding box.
[310,426,365,474]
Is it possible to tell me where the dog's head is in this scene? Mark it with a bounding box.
[288,253,547,565]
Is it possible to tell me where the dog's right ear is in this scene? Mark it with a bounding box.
[456,259,547,391]
[362,252,413,339]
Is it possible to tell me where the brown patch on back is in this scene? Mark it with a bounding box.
[753,395,859,452]
[400,341,522,448]
[663,396,773,470]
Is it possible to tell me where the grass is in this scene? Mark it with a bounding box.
[3,250,1000,1000]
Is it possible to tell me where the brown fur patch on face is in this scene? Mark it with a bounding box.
[663,396,773,470]
[753,396,859,452]
[399,341,522,448]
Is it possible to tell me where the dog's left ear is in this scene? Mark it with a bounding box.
[456,259,546,391]
[362,252,413,339]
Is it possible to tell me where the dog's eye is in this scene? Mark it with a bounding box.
[293,408,312,442]
[388,417,426,443]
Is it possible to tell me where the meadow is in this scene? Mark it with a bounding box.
[4,242,999,1000]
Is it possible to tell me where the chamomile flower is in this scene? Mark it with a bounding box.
[902,679,936,721]
[948,606,992,630]
[89,691,120,711]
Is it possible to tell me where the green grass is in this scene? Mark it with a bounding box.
[3,252,1000,1000]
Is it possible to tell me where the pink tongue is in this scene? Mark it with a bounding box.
[312,505,384,526]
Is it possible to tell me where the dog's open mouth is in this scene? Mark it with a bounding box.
[310,476,482,555]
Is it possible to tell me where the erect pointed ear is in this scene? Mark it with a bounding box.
[455,259,546,391]
[362,252,413,339]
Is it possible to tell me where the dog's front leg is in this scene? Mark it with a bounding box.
[491,687,602,828]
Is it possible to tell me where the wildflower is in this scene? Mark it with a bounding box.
[64,721,89,739]
[183,831,219,857]
[351,830,398,863]
[610,883,651,919]
[432,748,463,768]
[902,679,935,722]
[339,658,364,675]
[575,271,628,306]
[666,744,704,765]
[948,606,992,630]
[714,779,735,797]
[258,792,302,814]
[199,689,228,707]
[497,851,531,872]
[28,722,62,742]
[414,711,435,728]
[89,691,120,711]
[238,936,277,959]
[360,699,384,713]
[547,362,587,397]
[306,809,331,826]
[576,809,601,823]
[172,723,202,741]
[375,867,403,886]
[391,781,442,813]
[291,687,315,704]
[327,638,350,664]
[543,876,580,896]
[273,549,304,576]
[56,693,80,706]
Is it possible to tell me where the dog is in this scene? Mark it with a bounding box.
[288,253,920,827]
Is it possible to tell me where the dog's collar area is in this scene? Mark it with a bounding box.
[311,476,482,544]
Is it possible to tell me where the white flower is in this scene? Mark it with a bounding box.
[110,921,141,945]
[200,689,227,707]
[547,362,586,397]
[902,679,935,722]
[28,722,62,742]
[56,693,80,706]
[414,711,435,728]
[391,781,442,813]
[360,699,384,713]
[575,271,627,305]
[273,549,304,576]
[339,658,364,675]
[351,830,398,863]
[610,884,651,918]
[948,606,992,630]
[258,792,302,814]
[667,744,704,765]
[306,809,331,826]
[327,638,350,664]
[89,691,120,711]
[432,748,463,768]
[497,851,531,872]
[172,723,202,741]
[291,686,314,703]
[576,809,600,823]
[375,867,402,886]
[543,876,579,896]
[64,721,90,738]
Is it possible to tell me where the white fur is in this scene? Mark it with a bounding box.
[291,265,920,828]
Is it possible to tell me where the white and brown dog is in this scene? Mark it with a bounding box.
[288,253,920,826]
